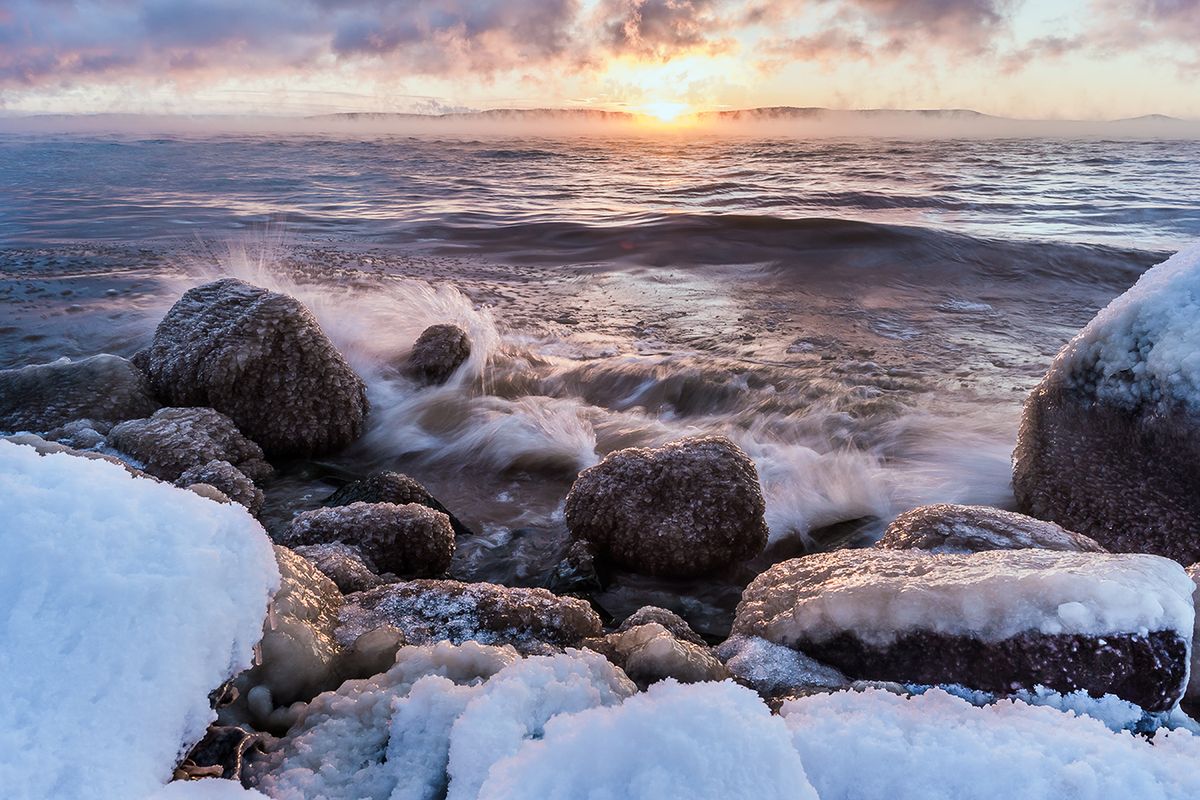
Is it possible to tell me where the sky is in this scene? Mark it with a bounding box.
[0,0,1198,120]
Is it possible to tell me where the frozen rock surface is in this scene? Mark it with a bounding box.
[108,407,272,483]
[282,502,455,578]
[336,579,603,654]
[325,470,474,538]
[139,278,368,456]
[1014,246,1200,563]
[618,605,707,645]
[565,435,768,577]
[734,549,1194,711]
[0,440,278,800]
[0,353,160,433]
[716,635,849,698]
[45,417,110,449]
[295,541,387,594]
[404,323,472,386]
[584,622,729,688]
[877,504,1106,554]
[1188,563,1200,702]
[176,460,264,515]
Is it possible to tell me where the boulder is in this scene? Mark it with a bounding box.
[44,418,109,450]
[403,323,471,386]
[176,459,264,515]
[877,504,1106,554]
[564,435,768,578]
[335,579,604,654]
[294,541,387,594]
[107,407,271,483]
[546,540,604,595]
[325,470,473,537]
[617,605,707,646]
[733,549,1194,712]
[282,502,454,578]
[583,622,728,688]
[138,278,368,456]
[1013,247,1200,563]
[0,354,159,433]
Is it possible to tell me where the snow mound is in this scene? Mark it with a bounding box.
[782,687,1200,800]
[0,440,279,800]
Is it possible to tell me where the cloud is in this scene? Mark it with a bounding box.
[596,0,735,59]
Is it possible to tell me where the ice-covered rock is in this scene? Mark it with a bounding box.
[716,635,849,699]
[138,278,368,457]
[108,407,272,483]
[733,548,1195,711]
[1188,563,1200,703]
[335,579,604,654]
[294,541,387,594]
[44,417,110,449]
[0,353,160,433]
[282,502,455,578]
[403,323,472,386]
[176,460,264,515]
[0,440,278,800]
[583,622,729,688]
[1013,246,1200,563]
[546,539,603,595]
[617,605,707,645]
[564,435,768,577]
[3,430,148,476]
[877,504,1106,554]
[325,470,474,538]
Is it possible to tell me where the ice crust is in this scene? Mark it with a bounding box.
[0,440,278,800]
[734,549,1196,646]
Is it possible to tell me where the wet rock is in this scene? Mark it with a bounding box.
[43,418,109,450]
[294,541,387,594]
[138,277,368,457]
[335,579,603,654]
[733,549,1194,712]
[282,502,454,578]
[108,407,272,483]
[617,605,707,646]
[716,635,849,700]
[176,459,264,515]
[877,504,1106,554]
[584,622,728,688]
[0,354,159,433]
[564,435,768,578]
[325,470,474,538]
[175,725,261,782]
[1013,248,1200,564]
[403,323,471,386]
[546,540,604,596]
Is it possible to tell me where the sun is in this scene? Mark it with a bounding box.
[639,100,692,123]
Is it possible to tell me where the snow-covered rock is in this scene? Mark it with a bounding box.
[326,470,473,538]
[1014,246,1200,564]
[404,323,472,386]
[294,541,387,594]
[0,439,278,800]
[138,278,368,457]
[0,353,160,433]
[282,502,455,578]
[108,407,272,483]
[733,549,1195,711]
[716,635,849,699]
[336,579,603,654]
[177,460,264,515]
[564,435,768,577]
[877,504,1106,554]
[584,623,729,688]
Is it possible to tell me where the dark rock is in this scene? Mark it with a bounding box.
[403,323,471,386]
[0,354,159,433]
[877,504,1106,554]
[335,579,603,654]
[282,502,454,578]
[107,407,272,483]
[176,460,264,515]
[564,435,768,578]
[175,725,261,782]
[294,541,387,594]
[325,470,474,537]
[617,605,707,646]
[546,540,604,595]
[138,278,368,457]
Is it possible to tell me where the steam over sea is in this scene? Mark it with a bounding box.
[2,132,1198,634]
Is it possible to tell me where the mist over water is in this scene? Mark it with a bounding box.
[2,130,1196,633]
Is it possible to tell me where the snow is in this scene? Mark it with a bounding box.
[1053,244,1200,411]
[734,548,1196,646]
[1189,563,1200,700]
[781,686,1200,800]
[148,781,268,799]
[0,440,279,800]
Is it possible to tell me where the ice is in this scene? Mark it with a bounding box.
[0,440,278,800]
[716,635,848,696]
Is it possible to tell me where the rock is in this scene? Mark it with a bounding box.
[43,418,109,450]
[1013,248,1200,564]
[564,435,768,578]
[403,323,471,386]
[294,541,387,594]
[335,579,603,654]
[617,606,707,646]
[107,407,272,483]
[0,354,160,433]
[282,502,454,578]
[2,432,148,477]
[877,504,1106,554]
[716,635,849,700]
[138,277,368,456]
[176,460,264,515]
[325,470,474,537]
[1188,563,1200,703]
[733,549,1194,712]
[185,482,234,505]
[175,725,261,782]
[584,623,728,688]
[546,540,604,595]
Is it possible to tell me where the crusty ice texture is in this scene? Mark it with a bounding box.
[108,407,272,483]
[282,502,455,578]
[877,504,1106,554]
[0,353,160,433]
